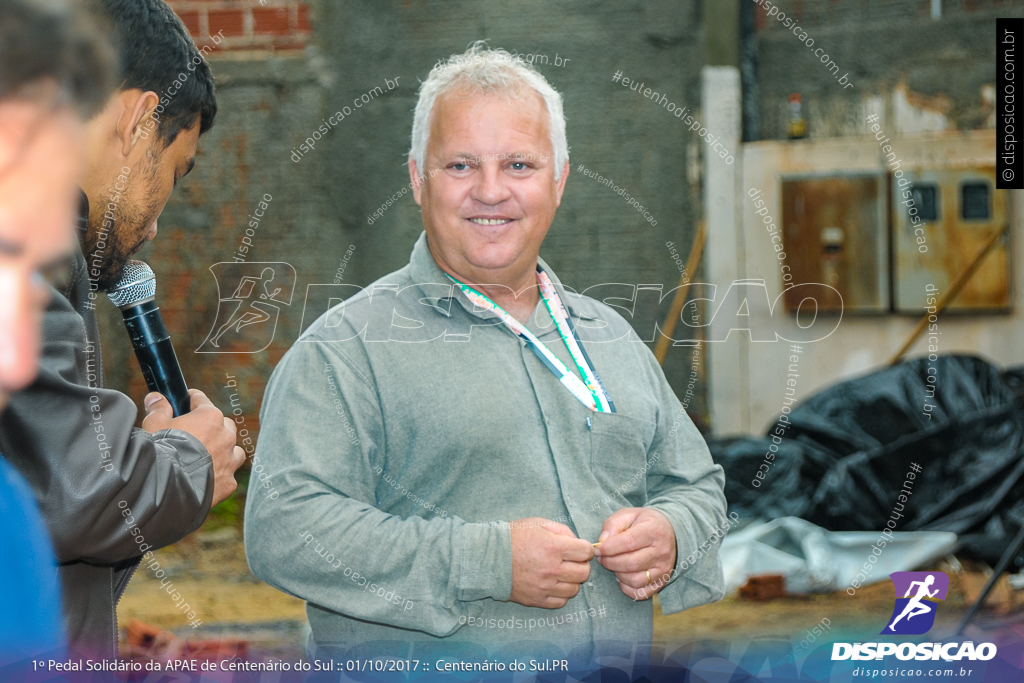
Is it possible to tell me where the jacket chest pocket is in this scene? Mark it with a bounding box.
[588,412,657,508]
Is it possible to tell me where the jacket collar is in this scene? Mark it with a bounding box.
[407,231,593,321]
[77,189,89,236]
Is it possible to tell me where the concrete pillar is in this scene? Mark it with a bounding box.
[702,65,747,435]
[704,0,740,67]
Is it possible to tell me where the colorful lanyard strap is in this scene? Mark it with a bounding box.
[445,269,615,413]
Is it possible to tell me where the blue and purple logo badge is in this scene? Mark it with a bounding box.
[880,571,949,635]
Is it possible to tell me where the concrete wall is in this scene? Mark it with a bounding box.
[750,1,1020,140]
[100,1,1022,441]
[99,1,714,432]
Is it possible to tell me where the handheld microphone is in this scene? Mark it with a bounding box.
[106,260,191,416]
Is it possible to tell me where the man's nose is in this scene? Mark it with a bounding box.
[471,163,512,205]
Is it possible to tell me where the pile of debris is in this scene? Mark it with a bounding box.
[712,354,1024,565]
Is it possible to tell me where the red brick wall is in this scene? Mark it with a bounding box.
[167,0,311,53]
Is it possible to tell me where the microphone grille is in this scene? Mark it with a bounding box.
[106,260,156,309]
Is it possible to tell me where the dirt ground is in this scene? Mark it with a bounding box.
[117,518,1022,661]
[117,525,306,629]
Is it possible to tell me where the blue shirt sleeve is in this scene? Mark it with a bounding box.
[0,454,65,664]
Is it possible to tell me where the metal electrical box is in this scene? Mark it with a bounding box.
[781,174,889,313]
[892,167,1010,313]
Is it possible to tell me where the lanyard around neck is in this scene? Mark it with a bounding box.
[445,269,614,413]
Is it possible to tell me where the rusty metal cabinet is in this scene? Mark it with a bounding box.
[781,174,889,313]
[892,167,1010,313]
[779,168,1010,315]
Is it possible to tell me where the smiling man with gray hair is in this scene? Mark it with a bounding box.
[246,42,726,672]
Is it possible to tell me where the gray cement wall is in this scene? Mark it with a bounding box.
[751,1,1022,139]
[100,1,1014,434]
[99,0,712,429]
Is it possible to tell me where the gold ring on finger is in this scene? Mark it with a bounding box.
[646,570,652,585]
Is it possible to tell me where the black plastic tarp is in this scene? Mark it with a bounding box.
[712,354,1024,564]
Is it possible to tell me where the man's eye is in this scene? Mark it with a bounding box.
[510,162,528,171]
[450,163,469,171]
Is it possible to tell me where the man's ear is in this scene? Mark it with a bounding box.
[409,158,424,206]
[554,159,570,207]
[118,90,160,157]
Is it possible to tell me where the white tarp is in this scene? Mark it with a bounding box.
[720,517,957,594]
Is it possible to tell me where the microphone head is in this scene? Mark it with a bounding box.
[106,260,156,309]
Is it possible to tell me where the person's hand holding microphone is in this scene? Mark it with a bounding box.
[142,388,245,506]
[108,261,245,506]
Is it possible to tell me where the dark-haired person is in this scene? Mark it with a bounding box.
[0,0,114,665]
[0,0,244,660]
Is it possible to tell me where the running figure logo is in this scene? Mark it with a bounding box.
[881,571,949,635]
[197,262,296,353]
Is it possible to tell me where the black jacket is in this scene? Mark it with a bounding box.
[0,194,213,658]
